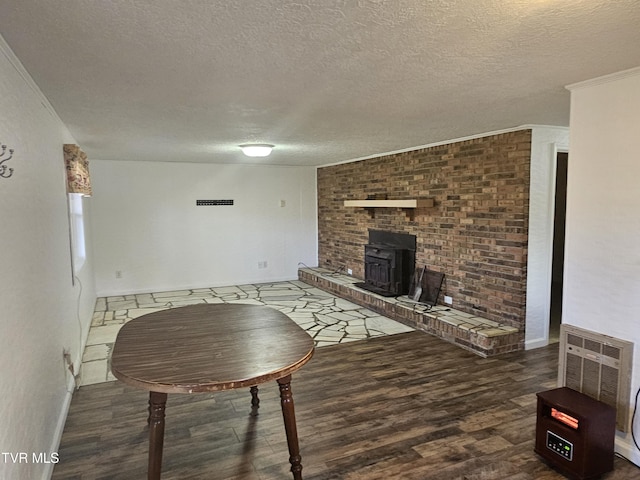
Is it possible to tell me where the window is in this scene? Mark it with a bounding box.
[68,193,86,274]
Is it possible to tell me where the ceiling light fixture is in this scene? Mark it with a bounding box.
[240,144,274,157]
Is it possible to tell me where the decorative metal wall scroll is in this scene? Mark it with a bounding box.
[0,143,15,178]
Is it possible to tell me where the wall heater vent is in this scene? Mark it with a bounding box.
[558,324,634,431]
[196,199,234,206]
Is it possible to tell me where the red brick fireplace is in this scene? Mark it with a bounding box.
[317,129,532,350]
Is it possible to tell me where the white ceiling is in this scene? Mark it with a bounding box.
[1,1,639,167]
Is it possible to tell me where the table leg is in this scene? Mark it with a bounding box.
[250,385,260,416]
[277,375,303,480]
[148,391,167,480]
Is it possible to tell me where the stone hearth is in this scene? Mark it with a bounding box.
[299,267,522,357]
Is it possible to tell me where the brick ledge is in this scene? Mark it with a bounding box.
[299,268,524,357]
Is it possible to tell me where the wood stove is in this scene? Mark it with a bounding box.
[356,230,416,297]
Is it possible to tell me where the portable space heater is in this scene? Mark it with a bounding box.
[535,387,616,479]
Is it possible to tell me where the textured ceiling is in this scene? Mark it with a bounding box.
[1,0,639,166]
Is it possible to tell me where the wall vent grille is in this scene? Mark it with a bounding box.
[196,199,234,206]
[558,324,634,431]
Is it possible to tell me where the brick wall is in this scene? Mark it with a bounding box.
[317,129,532,330]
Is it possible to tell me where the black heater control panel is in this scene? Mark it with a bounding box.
[546,431,573,461]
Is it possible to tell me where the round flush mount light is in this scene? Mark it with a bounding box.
[240,144,274,157]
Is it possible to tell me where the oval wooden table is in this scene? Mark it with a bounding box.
[110,303,315,480]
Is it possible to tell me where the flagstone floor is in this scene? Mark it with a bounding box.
[80,279,413,386]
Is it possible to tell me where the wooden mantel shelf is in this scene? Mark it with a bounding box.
[343,199,433,208]
[343,198,434,220]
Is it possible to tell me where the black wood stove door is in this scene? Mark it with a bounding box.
[364,245,403,295]
[365,254,392,291]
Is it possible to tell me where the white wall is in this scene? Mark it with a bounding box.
[525,126,570,348]
[0,37,96,479]
[565,67,640,465]
[91,160,317,296]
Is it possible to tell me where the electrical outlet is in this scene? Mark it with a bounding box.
[63,348,74,376]
[258,261,268,269]
[347,268,353,275]
[115,270,122,279]
[444,295,453,305]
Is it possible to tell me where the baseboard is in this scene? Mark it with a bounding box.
[525,337,550,350]
[615,437,640,468]
[42,375,75,479]
[95,275,299,298]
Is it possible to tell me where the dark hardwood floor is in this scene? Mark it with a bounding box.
[53,331,639,479]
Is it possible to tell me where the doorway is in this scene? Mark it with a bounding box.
[549,152,568,343]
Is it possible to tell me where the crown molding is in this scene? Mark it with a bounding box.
[319,124,565,168]
[0,33,63,123]
[566,66,640,91]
